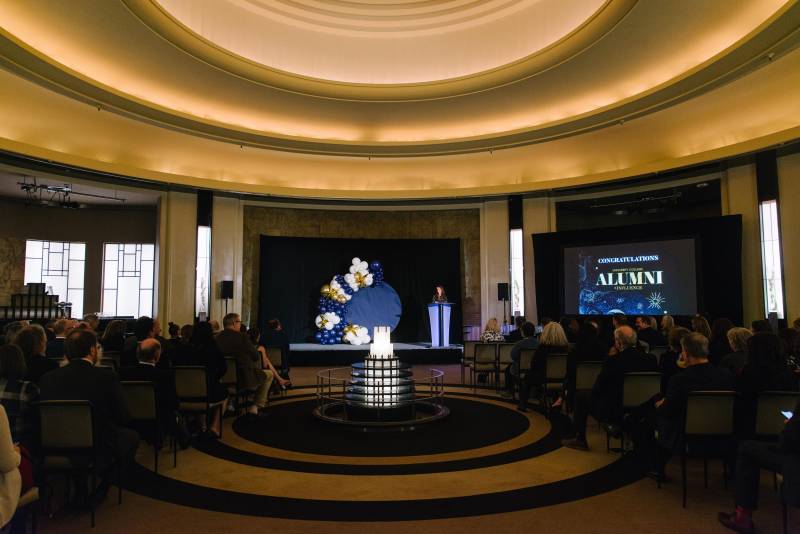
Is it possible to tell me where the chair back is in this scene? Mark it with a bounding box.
[545,353,568,382]
[575,361,603,390]
[622,372,662,408]
[498,344,515,365]
[38,400,94,450]
[650,346,668,364]
[755,391,800,437]
[265,346,283,368]
[474,343,497,363]
[463,341,477,363]
[99,357,118,372]
[121,381,157,421]
[685,391,736,436]
[519,349,536,372]
[174,366,209,400]
[220,358,238,387]
[102,350,121,367]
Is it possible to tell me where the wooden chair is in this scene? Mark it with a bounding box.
[681,390,737,508]
[121,381,177,473]
[174,367,226,438]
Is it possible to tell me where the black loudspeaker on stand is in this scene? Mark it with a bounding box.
[497,283,509,325]
[221,280,233,314]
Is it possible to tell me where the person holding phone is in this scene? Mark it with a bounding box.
[719,399,800,533]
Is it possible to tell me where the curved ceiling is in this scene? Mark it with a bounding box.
[152,0,608,86]
[0,0,798,199]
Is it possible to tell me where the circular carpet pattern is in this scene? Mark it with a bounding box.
[124,389,646,521]
[232,396,530,457]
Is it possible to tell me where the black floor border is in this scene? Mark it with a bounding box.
[124,452,645,521]
[201,393,564,475]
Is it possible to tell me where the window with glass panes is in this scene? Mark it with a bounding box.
[24,240,86,317]
[102,243,155,317]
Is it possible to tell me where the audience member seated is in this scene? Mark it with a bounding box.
[651,333,735,478]
[500,322,539,407]
[479,318,505,343]
[83,313,100,332]
[247,328,290,388]
[0,404,22,528]
[718,398,800,533]
[751,319,772,334]
[122,316,156,368]
[720,327,753,375]
[209,320,221,337]
[709,318,734,365]
[13,325,58,384]
[40,329,139,499]
[561,322,608,410]
[171,324,194,365]
[528,322,570,411]
[505,316,527,343]
[100,319,126,353]
[559,317,579,344]
[176,321,228,437]
[151,318,172,369]
[636,316,666,348]
[563,326,657,451]
[0,345,39,450]
[259,319,291,373]
[659,327,691,392]
[217,314,273,418]
[735,332,797,438]
[1,322,28,347]
[691,315,713,340]
[778,327,798,359]
[660,315,675,338]
[45,318,76,358]
[120,338,178,445]
[606,314,629,355]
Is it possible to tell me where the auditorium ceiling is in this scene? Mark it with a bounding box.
[0,0,799,199]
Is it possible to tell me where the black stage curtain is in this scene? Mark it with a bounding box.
[532,215,743,324]
[258,236,462,344]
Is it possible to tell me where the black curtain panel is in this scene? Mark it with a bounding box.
[258,236,462,344]
[532,215,743,324]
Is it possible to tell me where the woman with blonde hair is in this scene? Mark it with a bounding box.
[660,315,675,335]
[519,322,569,412]
[479,318,505,343]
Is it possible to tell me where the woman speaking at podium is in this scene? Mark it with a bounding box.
[432,285,448,303]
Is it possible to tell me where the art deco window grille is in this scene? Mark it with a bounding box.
[102,243,155,317]
[24,240,85,318]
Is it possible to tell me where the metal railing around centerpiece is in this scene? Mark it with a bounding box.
[314,326,448,429]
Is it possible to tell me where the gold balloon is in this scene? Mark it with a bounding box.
[320,284,332,297]
[337,295,347,303]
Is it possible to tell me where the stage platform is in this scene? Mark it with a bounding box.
[289,342,463,366]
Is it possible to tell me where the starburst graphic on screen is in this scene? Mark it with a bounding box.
[647,292,666,310]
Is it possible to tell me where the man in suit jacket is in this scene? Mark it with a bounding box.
[216,313,273,416]
[45,318,76,358]
[564,325,658,450]
[719,399,800,533]
[121,316,156,369]
[39,329,139,496]
[636,316,666,348]
[120,338,178,442]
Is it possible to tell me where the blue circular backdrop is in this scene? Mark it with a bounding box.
[345,282,402,334]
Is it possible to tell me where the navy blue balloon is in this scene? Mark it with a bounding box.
[370,260,382,271]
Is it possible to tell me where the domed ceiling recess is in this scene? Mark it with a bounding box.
[0,0,799,199]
